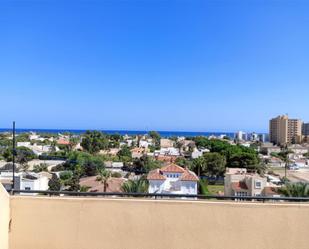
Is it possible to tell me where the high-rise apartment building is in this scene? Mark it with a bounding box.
[269,115,302,145]
[235,131,247,141]
[302,123,309,136]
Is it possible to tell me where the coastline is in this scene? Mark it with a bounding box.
[0,128,267,139]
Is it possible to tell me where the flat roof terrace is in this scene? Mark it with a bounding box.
[1,185,309,249]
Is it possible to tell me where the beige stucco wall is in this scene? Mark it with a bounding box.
[8,196,309,249]
[0,184,10,249]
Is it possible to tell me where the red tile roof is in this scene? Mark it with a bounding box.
[155,155,178,163]
[231,181,248,191]
[147,169,166,181]
[160,163,185,173]
[57,139,71,145]
[180,169,199,181]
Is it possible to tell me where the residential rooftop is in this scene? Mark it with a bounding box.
[1,184,309,249]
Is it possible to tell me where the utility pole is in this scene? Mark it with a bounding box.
[12,121,16,189]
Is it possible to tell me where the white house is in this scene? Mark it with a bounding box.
[16,142,53,156]
[17,142,31,147]
[0,171,51,194]
[16,172,51,194]
[154,147,180,157]
[31,144,53,155]
[288,145,309,155]
[139,140,151,148]
[160,139,174,148]
[191,148,210,159]
[104,161,124,173]
[147,163,198,195]
[29,132,40,140]
[260,143,281,156]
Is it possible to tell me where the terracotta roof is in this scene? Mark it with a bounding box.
[155,155,178,163]
[57,139,70,145]
[270,157,283,162]
[131,148,144,153]
[180,169,199,181]
[160,163,185,173]
[231,181,248,191]
[147,169,166,181]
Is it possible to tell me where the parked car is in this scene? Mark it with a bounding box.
[288,164,300,170]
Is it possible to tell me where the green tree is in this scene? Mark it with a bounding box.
[81,130,109,154]
[192,137,261,171]
[59,171,73,186]
[110,133,122,141]
[192,157,206,177]
[67,171,81,191]
[229,152,259,170]
[66,151,105,177]
[121,178,149,193]
[80,185,91,192]
[48,174,61,191]
[148,131,160,141]
[117,146,132,163]
[0,138,11,147]
[3,146,36,165]
[33,163,48,173]
[16,133,30,142]
[199,179,209,195]
[175,157,193,169]
[148,131,161,149]
[69,136,80,148]
[133,155,161,173]
[276,147,292,179]
[279,182,309,197]
[96,169,112,192]
[203,152,226,178]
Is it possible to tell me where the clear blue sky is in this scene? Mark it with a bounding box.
[1,0,309,132]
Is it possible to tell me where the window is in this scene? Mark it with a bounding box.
[255,181,262,189]
[25,187,31,190]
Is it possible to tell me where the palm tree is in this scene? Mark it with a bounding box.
[121,178,149,193]
[274,146,292,180]
[192,156,206,178]
[279,182,309,197]
[96,169,112,192]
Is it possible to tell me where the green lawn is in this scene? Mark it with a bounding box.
[207,185,224,195]
[267,167,285,171]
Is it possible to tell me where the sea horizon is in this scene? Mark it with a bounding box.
[0,128,268,138]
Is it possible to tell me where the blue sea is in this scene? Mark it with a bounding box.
[0,128,238,138]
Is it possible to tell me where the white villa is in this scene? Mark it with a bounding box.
[16,172,51,194]
[0,171,51,194]
[16,142,54,156]
[147,163,199,195]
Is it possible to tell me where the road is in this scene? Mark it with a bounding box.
[273,168,309,183]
